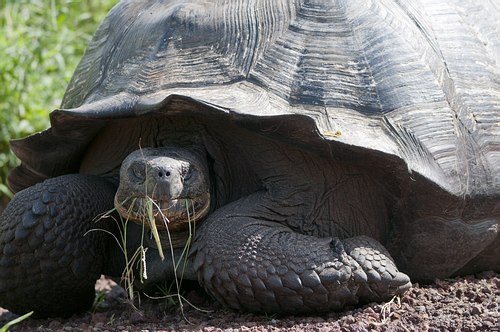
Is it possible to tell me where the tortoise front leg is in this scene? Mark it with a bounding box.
[191,196,411,314]
[0,174,116,317]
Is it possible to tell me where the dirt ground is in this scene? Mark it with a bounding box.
[0,271,498,332]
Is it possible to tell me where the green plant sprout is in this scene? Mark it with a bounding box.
[89,199,147,305]
[0,311,33,332]
[143,198,211,323]
[87,155,207,320]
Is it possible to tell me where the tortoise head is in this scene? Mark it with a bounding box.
[114,146,211,231]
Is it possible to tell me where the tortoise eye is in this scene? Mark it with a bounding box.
[129,162,146,182]
[183,165,193,182]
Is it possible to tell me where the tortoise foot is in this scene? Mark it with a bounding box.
[343,236,411,302]
[0,174,116,317]
[192,213,411,314]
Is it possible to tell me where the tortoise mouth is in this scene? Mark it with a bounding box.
[114,193,210,231]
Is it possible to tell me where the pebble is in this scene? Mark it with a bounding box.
[464,290,477,300]
[341,315,356,324]
[1,274,498,331]
[416,305,426,312]
[470,305,483,315]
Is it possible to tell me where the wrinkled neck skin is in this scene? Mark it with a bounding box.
[255,149,389,242]
[206,125,391,244]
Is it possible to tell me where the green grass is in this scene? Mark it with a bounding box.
[0,311,33,332]
[0,0,117,200]
[91,191,204,321]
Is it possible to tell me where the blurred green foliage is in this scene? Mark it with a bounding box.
[0,0,117,201]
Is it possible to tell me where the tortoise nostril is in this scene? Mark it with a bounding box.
[158,171,171,178]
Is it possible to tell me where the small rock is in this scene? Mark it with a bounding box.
[365,307,376,314]
[341,315,356,324]
[487,303,497,309]
[416,305,426,312]
[464,290,476,300]
[482,317,496,328]
[347,322,369,332]
[480,287,492,295]
[409,313,422,324]
[494,278,500,289]
[391,312,400,320]
[470,305,483,315]
[201,328,213,332]
[318,327,332,332]
[433,279,450,289]
[474,295,487,303]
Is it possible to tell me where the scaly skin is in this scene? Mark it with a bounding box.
[0,148,411,317]
[0,175,116,317]
[191,193,411,314]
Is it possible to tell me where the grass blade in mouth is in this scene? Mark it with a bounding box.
[146,196,165,261]
[94,188,205,320]
[175,199,195,273]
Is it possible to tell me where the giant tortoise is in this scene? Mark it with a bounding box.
[0,0,499,317]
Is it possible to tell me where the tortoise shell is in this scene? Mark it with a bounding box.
[9,0,499,205]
